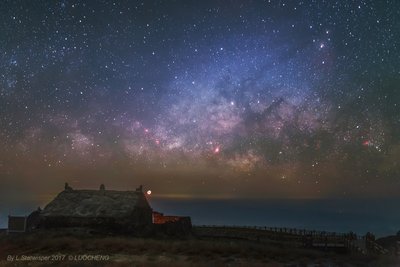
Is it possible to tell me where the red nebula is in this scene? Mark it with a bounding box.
[362,140,370,146]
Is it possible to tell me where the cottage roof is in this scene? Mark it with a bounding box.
[41,186,151,218]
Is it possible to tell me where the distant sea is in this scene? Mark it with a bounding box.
[1,198,399,238]
[150,198,400,238]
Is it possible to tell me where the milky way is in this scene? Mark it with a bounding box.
[0,0,399,198]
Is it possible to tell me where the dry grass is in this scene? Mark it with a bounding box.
[0,231,386,267]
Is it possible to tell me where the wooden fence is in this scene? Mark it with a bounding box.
[193,225,388,255]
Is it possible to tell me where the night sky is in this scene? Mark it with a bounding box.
[0,0,399,201]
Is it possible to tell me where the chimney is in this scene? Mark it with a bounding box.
[64,182,73,191]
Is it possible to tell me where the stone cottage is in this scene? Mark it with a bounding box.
[39,183,153,232]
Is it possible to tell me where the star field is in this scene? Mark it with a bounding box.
[0,0,399,198]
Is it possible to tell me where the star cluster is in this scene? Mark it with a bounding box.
[0,0,399,198]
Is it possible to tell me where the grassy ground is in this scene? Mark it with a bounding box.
[0,230,398,267]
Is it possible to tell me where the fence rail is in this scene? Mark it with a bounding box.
[193,225,387,255]
[194,224,351,237]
